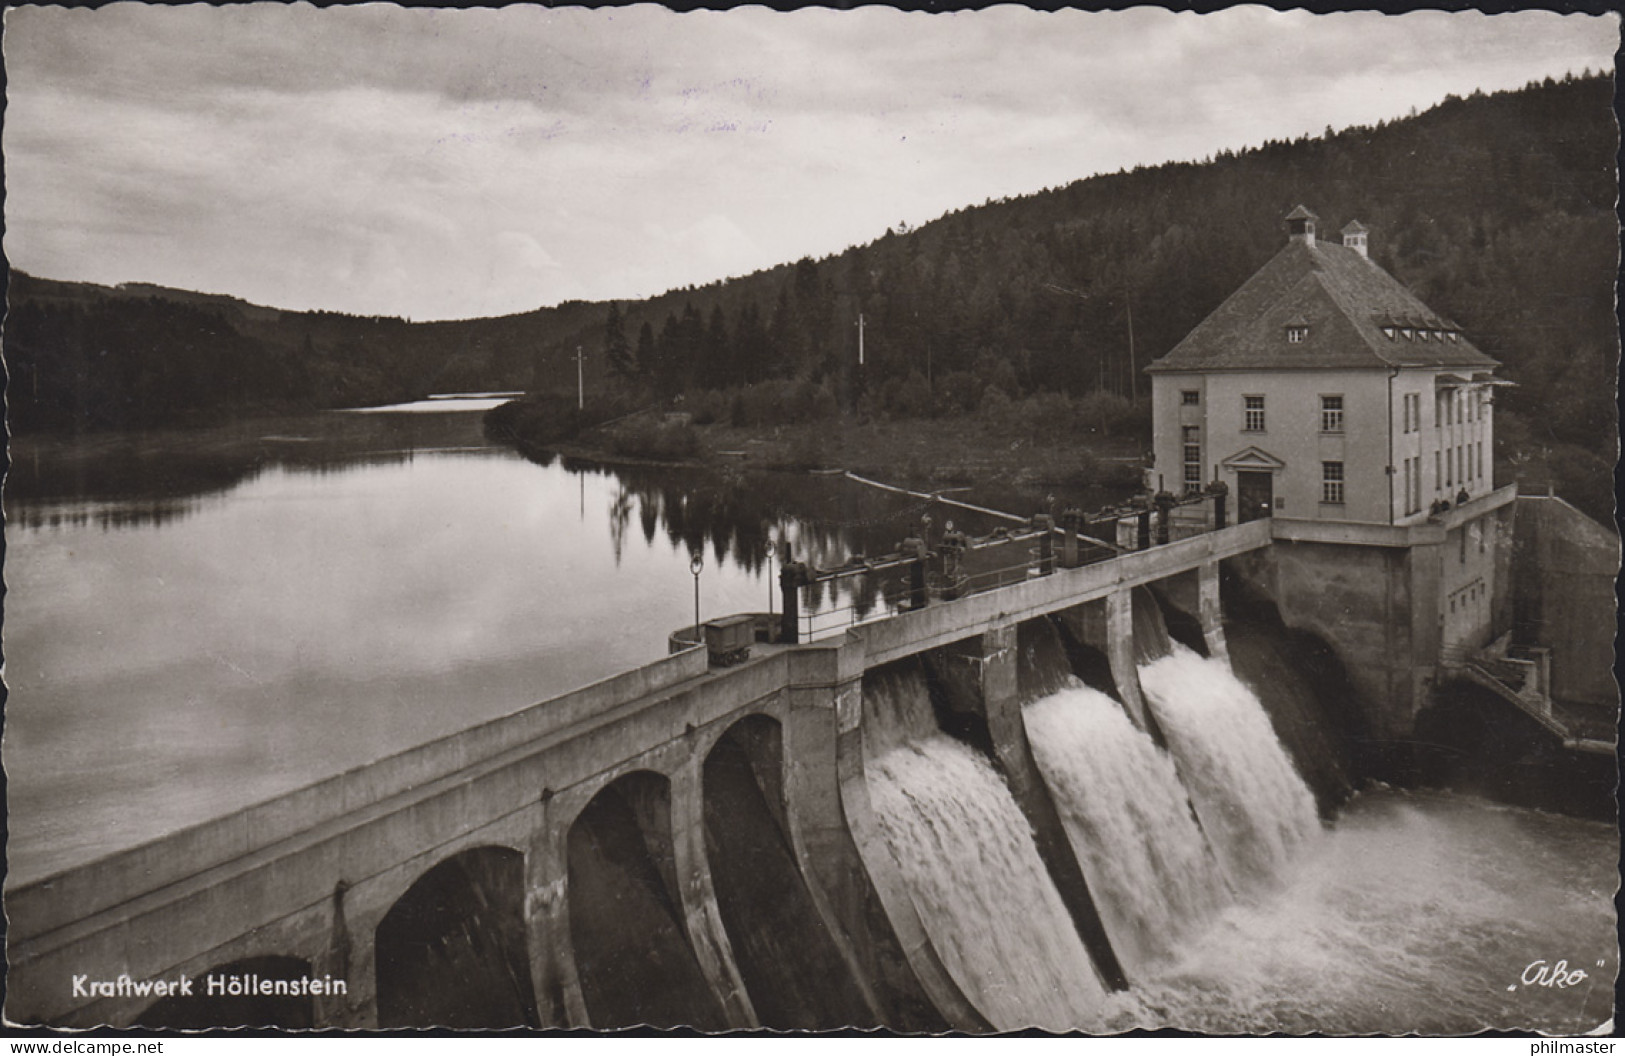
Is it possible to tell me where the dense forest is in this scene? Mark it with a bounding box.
[6,74,1615,511]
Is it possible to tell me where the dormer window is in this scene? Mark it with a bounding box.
[1400,328,1413,340]
[1381,326,1396,340]
[1286,325,1308,344]
[1448,331,1460,343]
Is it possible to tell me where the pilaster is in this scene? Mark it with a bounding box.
[523,811,589,1028]
[1198,559,1229,663]
[312,881,373,1028]
[669,754,759,1029]
[1106,590,1150,729]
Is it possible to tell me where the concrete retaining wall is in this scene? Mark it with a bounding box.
[1512,495,1620,709]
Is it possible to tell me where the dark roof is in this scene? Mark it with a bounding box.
[1284,204,1319,221]
[1146,238,1499,373]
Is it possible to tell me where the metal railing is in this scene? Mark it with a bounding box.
[776,484,1233,644]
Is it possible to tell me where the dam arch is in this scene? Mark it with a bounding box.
[373,845,539,1029]
[566,769,727,1029]
[700,714,875,1028]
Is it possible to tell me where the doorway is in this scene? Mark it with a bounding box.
[1237,471,1274,522]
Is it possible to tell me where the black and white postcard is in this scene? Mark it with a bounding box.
[3,2,1618,1036]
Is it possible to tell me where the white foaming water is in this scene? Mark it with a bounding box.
[1138,644,1321,888]
[863,671,1107,1032]
[1024,683,1232,975]
[1107,790,1618,1034]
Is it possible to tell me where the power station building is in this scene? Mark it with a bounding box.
[1147,205,1504,526]
[1146,205,1532,730]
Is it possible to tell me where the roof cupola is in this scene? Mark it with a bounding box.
[1341,220,1369,259]
[1285,204,1318,247]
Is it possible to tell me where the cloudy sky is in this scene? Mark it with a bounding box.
[5,4,1617,321]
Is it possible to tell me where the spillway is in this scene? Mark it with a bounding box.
[1137,644,1322,889]
[1024,684,1231,976]
[1113,788,1618,1034]
[862,665,1107,1031]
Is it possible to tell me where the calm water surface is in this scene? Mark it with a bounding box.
[5,402,1022,883]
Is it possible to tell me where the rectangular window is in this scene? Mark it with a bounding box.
[1244,395,1266,432]
[1320,394,1344,433]
[1181,390,1200,406]
[1403,460,1413,515]
[1446,447,1454,487]
[1446,396,1454,427]
[1478,441,1484,481]
[1435,451,1442,492]
[1321,461,1345,505]
[1413,458,1423,512]
[1181,425,1201,495]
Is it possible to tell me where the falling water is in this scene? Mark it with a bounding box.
[1138,644,1321,889]
[1024,684,1232,975]
[1023,630,1614,1035]
[1110,789,1618,1034]
[863,667,1107,1032]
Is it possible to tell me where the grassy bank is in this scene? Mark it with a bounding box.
[489,394,1148,502]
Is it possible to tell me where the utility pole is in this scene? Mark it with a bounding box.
[573,346,585,410]
[1125,295,1138,403]
[1042,280,1135,401]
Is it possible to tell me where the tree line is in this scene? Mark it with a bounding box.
[8,72,1615,516]
[585,74,1613,441]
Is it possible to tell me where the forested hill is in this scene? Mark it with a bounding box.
[4,271,609,432]
[6,73,1615,462]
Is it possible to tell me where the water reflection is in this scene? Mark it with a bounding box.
[6,408,489,531]
[577,460,1012,628]
[5,407,1046,882]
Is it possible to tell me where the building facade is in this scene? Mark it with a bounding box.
[1147,206,1503,527]
[1148,206,1520,703]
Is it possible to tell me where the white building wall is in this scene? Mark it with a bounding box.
[1391,369,1496,527]
[1152,369,1393,523]
[1440,510,1504,658]
[1154,366,1498,529]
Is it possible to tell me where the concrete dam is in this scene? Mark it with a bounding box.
[7,484,1616,1032]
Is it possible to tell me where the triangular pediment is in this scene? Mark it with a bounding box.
[1220,446,1287,471]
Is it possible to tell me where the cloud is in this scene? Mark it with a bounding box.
[4,4,1617,318]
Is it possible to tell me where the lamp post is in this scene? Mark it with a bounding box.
[690,550,704,649]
